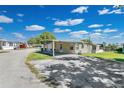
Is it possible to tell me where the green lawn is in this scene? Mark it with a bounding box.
[27,52,52,61]
[82,52,124,62]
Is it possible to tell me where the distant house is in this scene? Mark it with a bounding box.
[0,39,27,50]
[42,40,101,56]
[96,44,104,53]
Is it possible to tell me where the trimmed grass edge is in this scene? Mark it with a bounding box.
[25,52,52,82]
[82,52,124,62]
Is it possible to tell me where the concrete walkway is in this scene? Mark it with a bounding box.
[0,48,48,88]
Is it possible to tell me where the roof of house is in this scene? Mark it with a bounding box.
[43,40,96,45]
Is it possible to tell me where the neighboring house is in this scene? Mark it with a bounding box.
[0,39,27,50]
[96,44,104,53]
[42,40,99,56]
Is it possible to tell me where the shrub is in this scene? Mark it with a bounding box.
[116,48,122,53]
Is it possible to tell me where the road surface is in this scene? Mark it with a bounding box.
[0,48,48,88]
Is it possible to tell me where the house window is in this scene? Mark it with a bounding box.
[60,44,62,50]
[70,46,74,50]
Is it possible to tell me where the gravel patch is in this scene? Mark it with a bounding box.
[31,55,124,88]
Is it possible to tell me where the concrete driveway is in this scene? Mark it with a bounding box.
[0,48,48,88]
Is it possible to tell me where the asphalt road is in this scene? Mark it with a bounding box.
[0,48,48,88]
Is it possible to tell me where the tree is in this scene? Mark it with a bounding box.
[81,38,92,44]
[115,5,124,8]
[39,32,56,43]
[39,32,56,53]
[27,37,37,44]
[105,43,118,51]
[28,32,56,44]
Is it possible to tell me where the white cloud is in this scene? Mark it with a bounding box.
[25,25,45,31]
[109,9,124,14]
[12,33,25,39]
[54,19,84,26]
[98,8,110,15]
[94,28,118,33]
[0,15,13,23]
[90,33,103,38]
[98,8,124,15]
[103,28,117,33]
[17,13,24,17]
[113,5,119,8]
[54,28,71,33]
[112,35,122,38]
[71,6,88,14]
[111,32,124,39]
[119,32,124,36]
[0,27,3,31]
[69,30,89,38]
[88,24,104,28]
[94,29,102,32]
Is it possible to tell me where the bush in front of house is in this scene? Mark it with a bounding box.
[116,48,122,53]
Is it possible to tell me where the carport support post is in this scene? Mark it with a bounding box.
[52,40,55,56]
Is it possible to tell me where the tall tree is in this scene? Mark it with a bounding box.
[27,37,37,44]
[28,32,56,44]
[39,32,56,53]
[81,38,92,44]
[39,32,56,43]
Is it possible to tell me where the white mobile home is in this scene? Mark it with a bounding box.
[42,40,97,56]
[0,39,20,50]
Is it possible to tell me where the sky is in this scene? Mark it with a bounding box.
[0,5,124,44]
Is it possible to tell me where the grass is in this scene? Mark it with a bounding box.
[25,52,52,82]
[82,52,124,62]
[26,52,52,62]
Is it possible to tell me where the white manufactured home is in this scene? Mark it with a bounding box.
[42,40,103,56]
[0,39,20,50]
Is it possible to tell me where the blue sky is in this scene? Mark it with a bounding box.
[0,5,124,44]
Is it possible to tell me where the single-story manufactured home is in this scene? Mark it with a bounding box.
[0,39,28,50]
[41,40,103,56]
